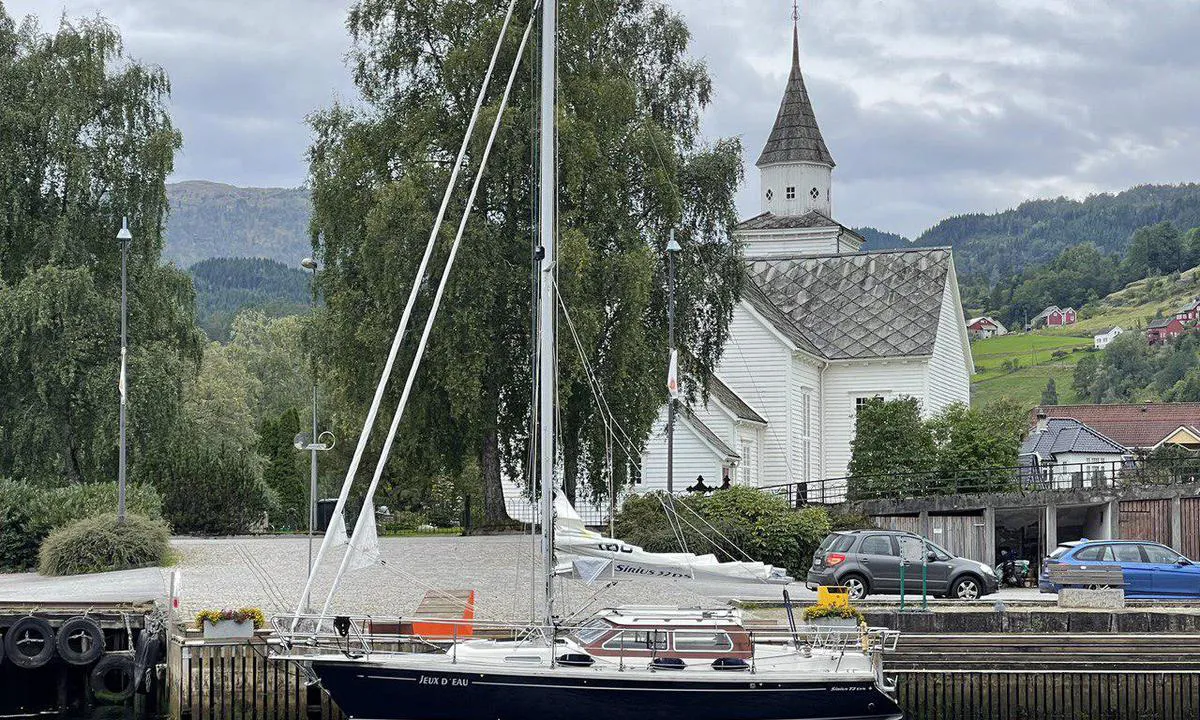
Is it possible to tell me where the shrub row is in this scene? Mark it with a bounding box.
[0,480,163,572]
[613,486,831,578]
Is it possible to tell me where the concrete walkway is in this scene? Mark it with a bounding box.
[0,566,167,606]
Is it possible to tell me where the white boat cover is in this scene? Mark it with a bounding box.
[553,495,793,585]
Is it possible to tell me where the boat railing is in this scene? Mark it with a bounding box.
[271,613,899,667]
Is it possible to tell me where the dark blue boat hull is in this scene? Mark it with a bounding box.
[310,660,904,720]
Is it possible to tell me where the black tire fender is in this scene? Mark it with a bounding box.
[91,654,137,704]
[4,616,56,669]
[133,632,163,690]
[56,616,106,666]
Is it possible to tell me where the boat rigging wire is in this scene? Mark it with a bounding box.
[291,0,525,630]
[318,7,539,623]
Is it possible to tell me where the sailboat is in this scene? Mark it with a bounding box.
[274,2,903,719]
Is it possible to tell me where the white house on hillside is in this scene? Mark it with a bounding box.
[639,13,973,502]
[1094,326,1123,349]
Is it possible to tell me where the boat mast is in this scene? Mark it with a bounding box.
[537,0,558,630]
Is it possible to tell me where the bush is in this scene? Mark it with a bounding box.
[0,480,163,572]
[424,477,463,528]
[38,513,170,576]
[381,510,427,534]
[150,449,274,535]
[613,487,831,578]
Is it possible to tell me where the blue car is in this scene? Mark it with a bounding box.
[1039,539,1200,599]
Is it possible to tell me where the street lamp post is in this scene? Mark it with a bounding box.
[116,217,132,524]
[665,232,681,495]
[301,257,319,573]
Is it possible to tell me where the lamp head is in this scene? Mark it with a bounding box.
[666,238,681,253]
[116,216,132,242]
[301,257,318,270]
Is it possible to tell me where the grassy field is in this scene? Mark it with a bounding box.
[970,269,1200,407]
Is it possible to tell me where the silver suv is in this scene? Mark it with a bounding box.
[805,529,999,600]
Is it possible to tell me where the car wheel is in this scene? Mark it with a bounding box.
[840,574,868,600]
[951,576,981,600]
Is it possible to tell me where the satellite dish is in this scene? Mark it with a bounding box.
[294,432,312,451]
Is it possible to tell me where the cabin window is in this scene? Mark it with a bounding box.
[786,186,796,200]
[602,630,667,651]
[572,619,610,645]
[673,631,734,653]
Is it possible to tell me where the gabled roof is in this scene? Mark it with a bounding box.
[1148,317,1178,330]
[1020,418,1128,461]
[736,210,862,240]
[1095,327,1121,336]
[756,23,834,168]
[1032,403,1200,449]
[744,248,954,360]
[678,406,739,461]
[1033,306,1061,321]
[707,376,767,425]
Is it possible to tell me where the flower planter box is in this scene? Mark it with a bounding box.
[202,619,255,640]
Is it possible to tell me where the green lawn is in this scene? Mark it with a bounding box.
[971,333,1093,380]
[971,362,1080,408]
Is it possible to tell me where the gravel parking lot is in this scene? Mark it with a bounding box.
[1,534,1049,620]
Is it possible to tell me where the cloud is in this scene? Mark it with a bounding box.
[8,0,1200,237]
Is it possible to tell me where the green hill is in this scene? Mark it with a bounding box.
[190,257,311,341]
[165,181,312,266]
[970,265,1200,408]
[855,227,911,251]
[916,184,1200,279]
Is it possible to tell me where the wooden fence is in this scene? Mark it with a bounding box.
[895,670,1200,720]
[167,637,342,720]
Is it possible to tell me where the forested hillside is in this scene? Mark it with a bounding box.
[165,181,312,266]
[915,184,1200,278]
[856,227,911,251]
[190,258,311,340]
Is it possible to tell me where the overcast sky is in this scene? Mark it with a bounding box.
[9,0,1200,238]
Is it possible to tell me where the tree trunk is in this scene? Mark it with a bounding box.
[480,425,506,526]
[563,440,578,506]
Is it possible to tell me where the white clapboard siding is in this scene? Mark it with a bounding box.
[924,270,973,413]
[716,304,794,486]
[789,356,821,489]
[639,406,726,492]
[822,357,930,482]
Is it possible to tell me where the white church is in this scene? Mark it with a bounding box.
[637,17,973,500]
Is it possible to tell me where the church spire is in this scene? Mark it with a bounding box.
[757,2,834,168]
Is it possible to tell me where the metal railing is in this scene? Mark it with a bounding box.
[761,457,1200,505]
[270,613,899,674]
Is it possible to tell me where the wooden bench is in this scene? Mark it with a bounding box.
[1048,565,1125,588]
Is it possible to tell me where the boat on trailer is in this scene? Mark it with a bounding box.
[272,1,903,718]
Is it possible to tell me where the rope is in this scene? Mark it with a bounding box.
[319,7,538,621]
[292,0,525,630]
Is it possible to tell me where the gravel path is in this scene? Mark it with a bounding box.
[171,534,800,621]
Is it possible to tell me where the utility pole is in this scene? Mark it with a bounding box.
[666,232,681,494]
[116,217,132,524]
[301,257,320,574]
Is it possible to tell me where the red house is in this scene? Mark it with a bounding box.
[1147,317,1186,345]
[1174,298,1200,322]
[1032,305,1076,328]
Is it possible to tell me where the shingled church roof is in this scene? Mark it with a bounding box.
[744,248,954,360]
[756,23,834,168]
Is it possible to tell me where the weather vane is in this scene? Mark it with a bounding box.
[793,0,800,23]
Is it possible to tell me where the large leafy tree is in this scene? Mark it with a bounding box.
[310,0,743,521]
[0,12,201,485]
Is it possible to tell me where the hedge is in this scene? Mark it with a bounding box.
[38,513,171,576]
[0,480,163,572]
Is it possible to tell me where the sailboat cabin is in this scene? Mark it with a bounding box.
[638,12,973,501]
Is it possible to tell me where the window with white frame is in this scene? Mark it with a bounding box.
[854,395,884,418]
[801,391,813,483]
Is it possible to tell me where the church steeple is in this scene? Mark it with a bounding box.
[756,3,834,169]
[755,2,834,220]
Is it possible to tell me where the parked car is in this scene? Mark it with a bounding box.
[806,529,999,600]
[1038,539,1200,598]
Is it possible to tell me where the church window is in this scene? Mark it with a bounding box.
[786,186,796,200]
[765,189,774,202]
[854,395,884,418]
[810,187,820,200]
